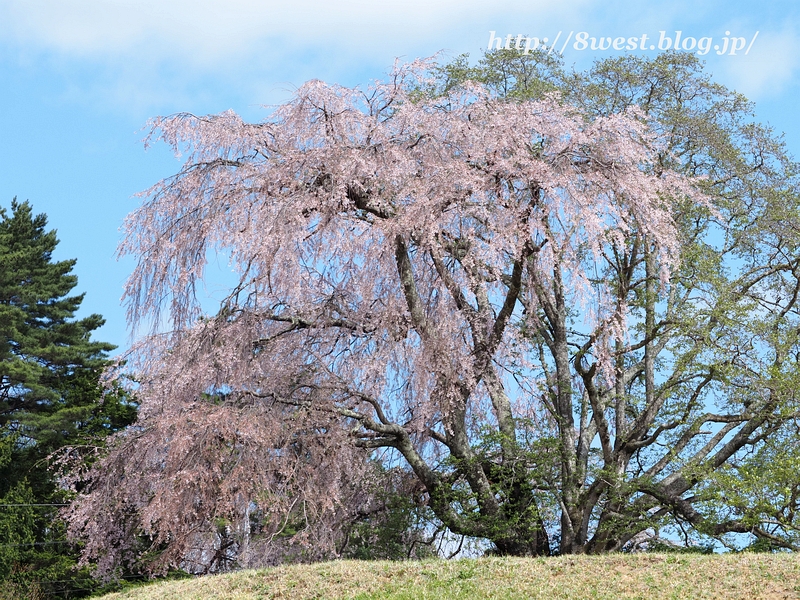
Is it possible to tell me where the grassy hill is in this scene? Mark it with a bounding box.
[98,553,800,599]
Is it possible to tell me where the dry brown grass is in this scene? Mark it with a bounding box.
[97,553,800,599]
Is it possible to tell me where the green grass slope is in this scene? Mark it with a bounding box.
[98,554,800,599]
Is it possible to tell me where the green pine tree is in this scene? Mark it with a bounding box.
[0,199,137,598]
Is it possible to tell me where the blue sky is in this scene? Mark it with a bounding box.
[1,0,798,352]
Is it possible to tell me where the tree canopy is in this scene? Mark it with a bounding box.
[0,199,135,598]
[67,51,800,575]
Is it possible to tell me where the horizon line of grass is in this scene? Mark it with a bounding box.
[94,552,800,599]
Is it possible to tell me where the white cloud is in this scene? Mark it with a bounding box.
[0,0,591,66]
[714,28,800,99]
[3,0,796,115]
